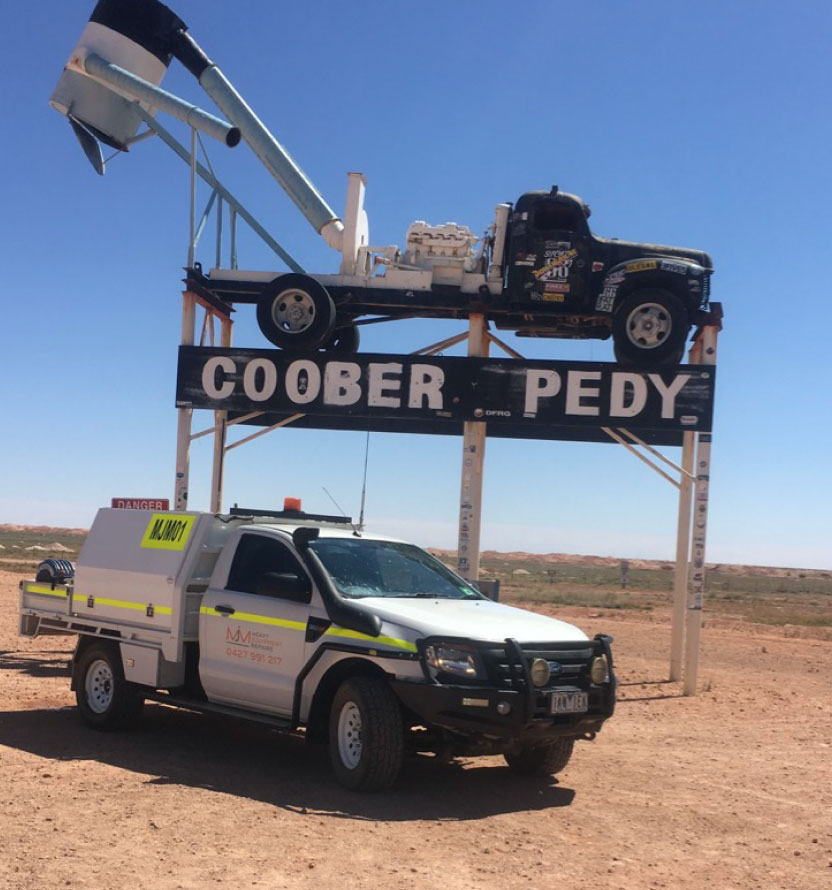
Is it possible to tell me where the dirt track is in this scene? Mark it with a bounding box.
[1,569,829,889]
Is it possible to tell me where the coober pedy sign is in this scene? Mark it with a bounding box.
[176,347,715,445]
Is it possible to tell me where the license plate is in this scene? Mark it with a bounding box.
[550,690,588,715]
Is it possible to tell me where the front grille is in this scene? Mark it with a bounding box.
[476,641,595,691]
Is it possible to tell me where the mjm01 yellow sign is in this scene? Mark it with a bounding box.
[140,513,196,550]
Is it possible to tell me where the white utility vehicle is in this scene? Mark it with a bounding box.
[20,506,616,791]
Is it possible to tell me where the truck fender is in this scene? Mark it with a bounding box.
[300,654,390,743]
[594,260,706,315]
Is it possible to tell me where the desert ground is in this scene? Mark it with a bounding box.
[1,554,830,890]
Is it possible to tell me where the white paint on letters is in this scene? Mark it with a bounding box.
[202,356,235,399]
[285,360,321,405]
[648,373,691,419]
[408,364,445,409]
[368,363,403,408]
[243,359,278,402]
[566,371,602,416]
[609,373,648,418]
[323,362,362,405]
[524,370,561,415]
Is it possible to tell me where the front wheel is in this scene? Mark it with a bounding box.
[75,643,143,730]
[329,677,403,791]
[256,273,336,350]
[504,738,575,776]
[612,288,688,366]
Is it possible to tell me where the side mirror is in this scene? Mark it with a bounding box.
[255,572,311,603]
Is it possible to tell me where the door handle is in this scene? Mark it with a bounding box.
[214,604,236,615]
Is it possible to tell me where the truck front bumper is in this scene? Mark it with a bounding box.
[390,634,616,742]
[390,680,614,740]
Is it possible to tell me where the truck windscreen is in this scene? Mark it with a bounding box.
[308,538,482,600]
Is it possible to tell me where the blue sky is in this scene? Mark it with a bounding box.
[2,0,830,568]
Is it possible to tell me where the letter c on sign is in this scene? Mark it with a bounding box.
[202,357,236,399]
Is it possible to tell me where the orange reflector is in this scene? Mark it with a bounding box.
[284,497,302,512]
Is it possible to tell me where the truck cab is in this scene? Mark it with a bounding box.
[505,189,595,311]
[499,187,714,364]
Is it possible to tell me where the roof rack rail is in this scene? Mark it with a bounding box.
[228,505,352,524]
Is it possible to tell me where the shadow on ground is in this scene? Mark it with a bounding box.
[0,704,575,821]
[0,650,70,679]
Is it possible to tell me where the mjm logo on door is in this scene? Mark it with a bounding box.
[140,513,197,550]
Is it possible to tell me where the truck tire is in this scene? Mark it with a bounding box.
[256,273,336,350]
[323,322,360,353]
[504,737,574,776]
[329,677,403,791]
[612,288,688,366]
[75,643,144,731]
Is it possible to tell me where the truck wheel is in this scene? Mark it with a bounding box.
[504,738,574,776]
[75,643,143,731]
[329,677,403,791]
[256,273,336,350]
[612,288,688,366]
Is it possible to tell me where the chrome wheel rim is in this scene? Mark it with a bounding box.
[625,302,671,349]
[85,659,114,714]
[337,701,363,770]
[272,289,315,333]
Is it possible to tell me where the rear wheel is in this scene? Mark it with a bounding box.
[329,677,403,791]
[504,737,574,776]
[75,643,143,730]
[256,273,336,350]
[612,288,688,366]
[323,322,360,353]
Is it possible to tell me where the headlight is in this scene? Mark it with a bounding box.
[425,644,481,679]
[590,655,609,684]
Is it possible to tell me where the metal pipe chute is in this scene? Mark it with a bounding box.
[170,29,343,250]
[79,52,240,148]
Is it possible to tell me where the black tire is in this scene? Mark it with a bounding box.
[329,677,403,791]
[504,737,574,776]
[256,273,336,350]
[74,643,144,731]
[612,288,688,367]
[323,322,360,353]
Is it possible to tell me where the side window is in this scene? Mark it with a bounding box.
[226,534,310,602]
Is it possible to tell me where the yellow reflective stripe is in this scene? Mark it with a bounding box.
[324,627,418,652]
[84,596,172,616]
[233,611,306,631]
[199,605,305,631]
[199,605,416,651]
[27,584,67,598]
[27,584,172,616]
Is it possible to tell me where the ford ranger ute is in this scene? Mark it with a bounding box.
[20,506,616,791]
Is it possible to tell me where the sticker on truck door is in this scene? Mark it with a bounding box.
[140,513,197,550]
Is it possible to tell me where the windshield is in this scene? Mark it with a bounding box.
[308,538,483,600]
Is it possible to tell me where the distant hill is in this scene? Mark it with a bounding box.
[0,524,87,535]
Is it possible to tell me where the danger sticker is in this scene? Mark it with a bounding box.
[141,513,197,550]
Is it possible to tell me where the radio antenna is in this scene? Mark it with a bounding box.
[322,487,361,536]
[358,430,370,531]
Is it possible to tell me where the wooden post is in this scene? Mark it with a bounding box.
[457,314,489,581]
[683,325,718,695]
[174,292,196,511]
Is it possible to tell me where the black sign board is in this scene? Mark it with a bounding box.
[176,347,715,444]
